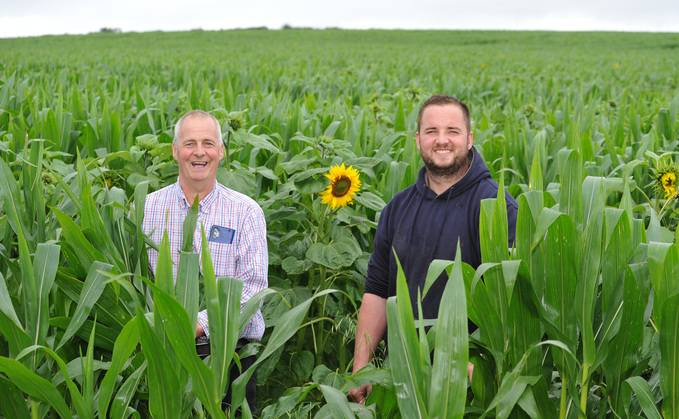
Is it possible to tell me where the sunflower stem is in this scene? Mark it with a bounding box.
[658,189,678,219]
[224,131,231,170]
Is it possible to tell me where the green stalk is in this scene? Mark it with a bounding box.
[314,266,328,365]
[31,400,38,419]
[579,364,589,419]
[338,335,346,373]
[560,379,568,419]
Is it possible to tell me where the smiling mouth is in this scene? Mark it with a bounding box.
[191,162,208,168]
[434,149,452,154]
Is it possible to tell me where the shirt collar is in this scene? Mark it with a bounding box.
[173,181,219,213]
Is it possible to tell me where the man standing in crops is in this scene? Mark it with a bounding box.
[349,95,518,404]
[142,110,267,413]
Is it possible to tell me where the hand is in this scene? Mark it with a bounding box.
[195,321,204,338]
[349,384,371,404]
[468,361,474,382]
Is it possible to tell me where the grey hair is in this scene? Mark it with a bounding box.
[173,110,222,144]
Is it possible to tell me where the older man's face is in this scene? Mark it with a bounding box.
[172,115,223,192]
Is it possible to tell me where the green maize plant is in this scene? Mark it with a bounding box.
[2,29,679,417]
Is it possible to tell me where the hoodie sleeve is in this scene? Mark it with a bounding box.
[505,191,519,248]
[364,203,393,298]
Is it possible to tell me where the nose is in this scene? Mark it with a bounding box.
[434,132,448,144]
[194,143,205,156]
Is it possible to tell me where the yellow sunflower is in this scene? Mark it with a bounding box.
[650,160,679,200]
[320,163,361,209]
[661,171,677,198]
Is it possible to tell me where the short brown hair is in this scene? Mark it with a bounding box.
[417,95,471,133]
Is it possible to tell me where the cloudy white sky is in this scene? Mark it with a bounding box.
[1,0,678,38]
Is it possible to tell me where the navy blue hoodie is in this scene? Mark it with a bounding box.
[364,146,518,321]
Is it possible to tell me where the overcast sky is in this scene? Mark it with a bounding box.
[1,0,678,38]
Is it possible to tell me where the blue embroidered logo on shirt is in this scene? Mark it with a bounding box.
[209,225,235,244]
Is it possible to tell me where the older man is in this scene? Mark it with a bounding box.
[142,110,267,412]
[349,95,518,403]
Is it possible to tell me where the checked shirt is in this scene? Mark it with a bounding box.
[142,181,268,340]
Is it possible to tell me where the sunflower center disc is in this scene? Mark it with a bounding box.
[332,177,351,197]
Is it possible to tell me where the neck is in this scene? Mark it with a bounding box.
[426,163,469,195]
[179,179,215,205]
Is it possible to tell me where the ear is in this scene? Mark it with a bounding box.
[218,143,224,160]
[415,132,421,151]
[172,142,178,161]
[467,131,473,150]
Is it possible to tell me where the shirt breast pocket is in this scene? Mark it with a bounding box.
[207,241,237,276]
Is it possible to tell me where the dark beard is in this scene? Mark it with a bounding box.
[423,152,468,178]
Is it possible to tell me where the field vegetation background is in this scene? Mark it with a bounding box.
[1,29,679,418]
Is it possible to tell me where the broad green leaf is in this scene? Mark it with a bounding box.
[386,252,429,419]
[81,182,125,271]
[306,238,361,270]
[198,226,240,400]
[98,317,140,418]
[353,191,387,212]
[56,262,113,351]
[429,242,468,419]
[542,212,578,383]
[528,140,543,191]
[479,191,510,336]
[143,278,225,418]
[0,310,31,359]
[481,340,576,419]
[231,288,340,410]
[0,375,30,419]
[624,376,662,419]
[136,307,182,419]
[83,316,96,412]
[53,207,107,272]
[601,208,633,314]
[660,293,679,419]
[515,191,545,299]
[55,268,133,332]
[508,266,542,376]
[240,288,277,336]
[648,242,679,329]
[132,181,151,279]
[182,195,199,252]
[575,177,604,367]
[176,251,200,336]
[0,270,22,330]
[319,384,356,418]
[212,276,242,399]
[0,356,72,418]
[0,157,30,248]
[603,264,648,414]
[558,148,582,227]
[343,365,394,392]
[110,358,147,419]
[464,264,504,364]
[422,259,453,299]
